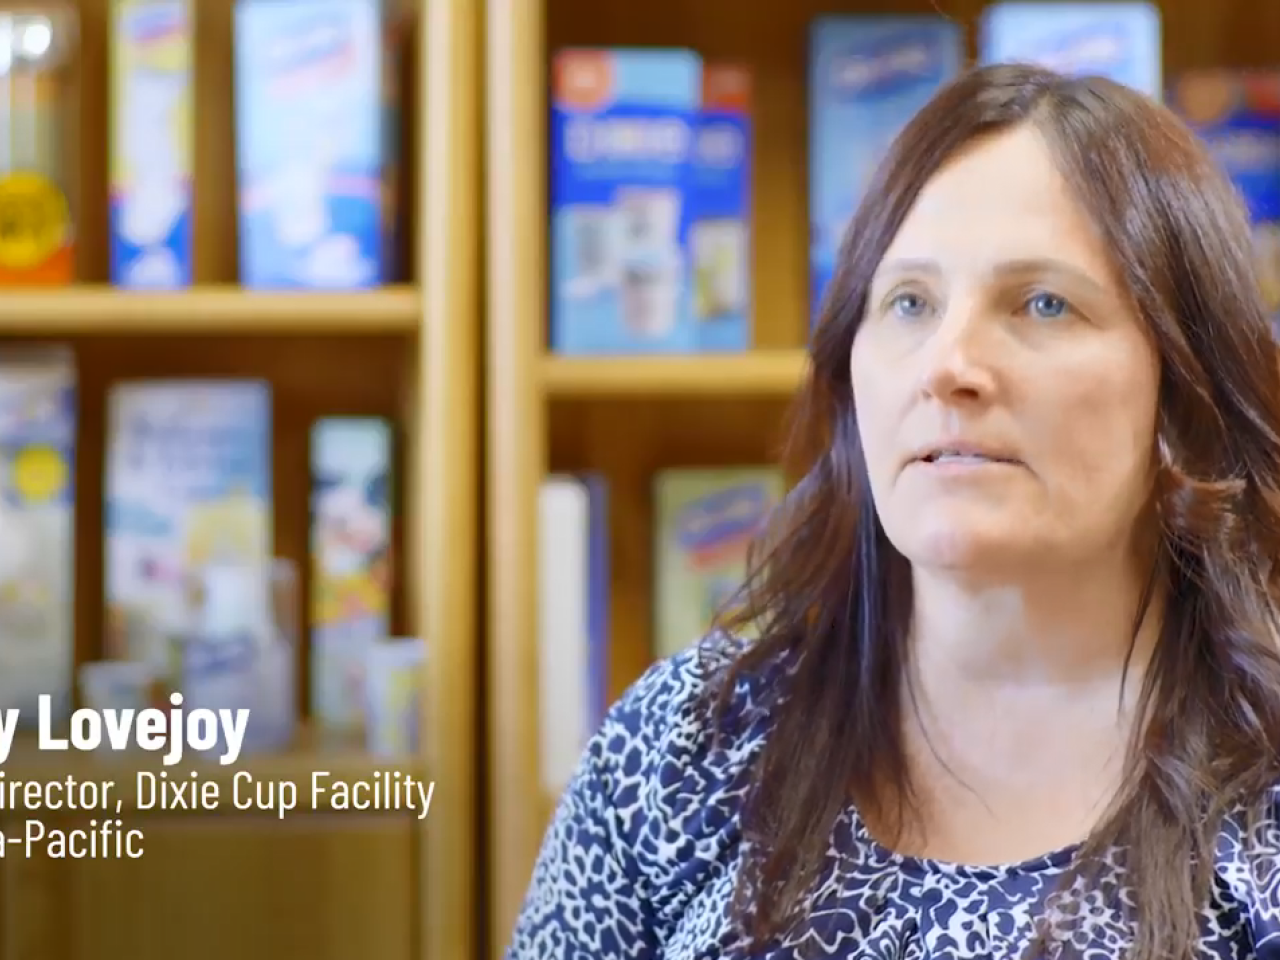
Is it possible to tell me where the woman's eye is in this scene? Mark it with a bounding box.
[889,292,929,318]
[1026,292,1069,319]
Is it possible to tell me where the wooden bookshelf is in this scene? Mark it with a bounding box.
[0,2,479,960]
[484,0,1280,953]
[485,0,820,951]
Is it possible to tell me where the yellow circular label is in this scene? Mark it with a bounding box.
[11,446,68,503]
[0,173,70,271]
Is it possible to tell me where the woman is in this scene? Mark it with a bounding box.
[507,64,1280,960]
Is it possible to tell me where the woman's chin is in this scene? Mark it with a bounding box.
[891,517,1036,573]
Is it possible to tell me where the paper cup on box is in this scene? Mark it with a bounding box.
[80,660,153,710]
[78,661,154,758]
[363,638,426,759]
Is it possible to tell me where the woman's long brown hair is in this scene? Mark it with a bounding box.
[704,64,1280,960]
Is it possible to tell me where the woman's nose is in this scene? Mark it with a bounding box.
[917,305,1000,406]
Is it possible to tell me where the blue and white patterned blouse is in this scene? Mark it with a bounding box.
[505,643,1280,959]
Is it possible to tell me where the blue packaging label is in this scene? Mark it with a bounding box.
[105,380,273,674]
[111,390,271,503]
[234,0,390,289]
[673,481,773,559]
[550,48,702,354]
[109,0,194,289]
[690,64,751,352]
[979,2,1162,98]
[1172,73,1280,333]
[808,17,963,324]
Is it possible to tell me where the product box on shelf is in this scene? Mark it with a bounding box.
[652,467,784,661]
[378,0,410,280]
[103,379,273,694]
[233,0,403,289]
[0,3,79,285]
[808,16,963,325]
[691,63,752,353]
[309,416,394,740]
[536,473,608,795]
[978,2,1162,98]
[364,636,424,758]
[550,47,703,354]
[1171,72,1280,334]
[108,0,194,289]
[0,347,76,729]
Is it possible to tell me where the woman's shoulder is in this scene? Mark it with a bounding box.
[595,631,775,791]
[507,637,782,954]
[577,633,778,887]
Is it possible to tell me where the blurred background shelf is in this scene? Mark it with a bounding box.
[541,349,807,398]
[0,287,422,333]
[483,0,1280,955]
[0,0,480,959]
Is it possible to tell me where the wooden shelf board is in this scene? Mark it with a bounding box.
[0,286,421,334]
[3,725,427,812]
[540,349,809,399]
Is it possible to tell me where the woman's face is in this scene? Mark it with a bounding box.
[850,124,1161,576]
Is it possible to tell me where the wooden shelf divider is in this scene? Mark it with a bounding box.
[541,349,808,399]
[0,286,421,333]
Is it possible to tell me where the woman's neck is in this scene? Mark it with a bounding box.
[882,557,1165,863]
[908,557,1162,694]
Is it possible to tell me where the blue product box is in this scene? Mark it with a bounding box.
[233,0,398,289]
[108,0,194,289]
[691,63,751,352]
[808,17,963,325]
[1171,72,1280,334]
[550,47,702,354]
[978,2,1162,98]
